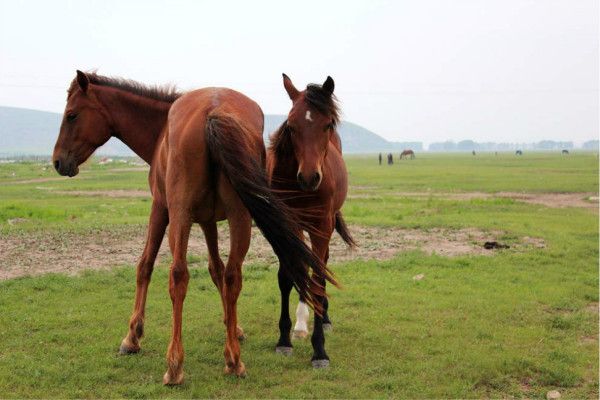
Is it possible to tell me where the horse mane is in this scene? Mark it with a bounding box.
[305,83,340,126]
[268,122,293,157]
[68,71,182,103]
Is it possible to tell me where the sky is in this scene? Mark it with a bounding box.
[0,0,598,145]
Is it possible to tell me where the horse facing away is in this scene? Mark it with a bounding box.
[267,74,355,368]
[52,71,337,384]
[400,149,415,159]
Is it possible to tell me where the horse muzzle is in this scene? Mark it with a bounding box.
[297,171,322,192]
[53,157,79,177]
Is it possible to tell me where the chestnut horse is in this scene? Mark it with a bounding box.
[52,71,336,384]
[400,149,415,159]
[267,74,355,368]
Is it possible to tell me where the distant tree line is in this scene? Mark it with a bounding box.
[582,140,599,150]
[426,140,594,152]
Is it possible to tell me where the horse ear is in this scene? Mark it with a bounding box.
[282,73,299,101]
[76,70,89,92]
[322,76,334,95]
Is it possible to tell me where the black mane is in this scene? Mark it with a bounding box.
[68,72,182,103]
[305,83,340,125]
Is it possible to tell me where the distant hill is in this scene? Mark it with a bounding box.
[0,106,131,156]
[0,106,418,156]
[263,114,422,152]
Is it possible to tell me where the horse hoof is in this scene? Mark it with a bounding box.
[275,346,293,356]
[322,323,333,332]
[312,359,330,369]
[293,330,309,339]
[163,369,184,386]
[224,361,246,378]
[118,339,140,355]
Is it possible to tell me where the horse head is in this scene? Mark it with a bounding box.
[282,74,338,192]
[53,70,112,177]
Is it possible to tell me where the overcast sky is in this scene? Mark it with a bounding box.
[0,0,598,144]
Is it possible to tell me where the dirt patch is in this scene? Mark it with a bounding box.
[7,176,72,185]
[0,225,544,281]
[48,189,150,198]
[349,190,598,210]
[496,192,598,209]
[585,302,599,315]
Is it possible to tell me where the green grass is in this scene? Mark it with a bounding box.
[0,153,597,398]
[347,152,599,193]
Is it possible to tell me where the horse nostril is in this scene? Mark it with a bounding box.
[54,160,60,171]
[314,172,321,184]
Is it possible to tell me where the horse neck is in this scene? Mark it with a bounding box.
[95,86,172,164]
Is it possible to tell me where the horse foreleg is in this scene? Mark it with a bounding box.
[201,222,245,341]
[222,211,251,377]
[275,267,295,355]
[308,219,333,368]
[163,214,191,386]
[120,200,168,354]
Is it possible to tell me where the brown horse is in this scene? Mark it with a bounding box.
[52,71,336,384]
[267,74,354,368]
[400,149,415,159]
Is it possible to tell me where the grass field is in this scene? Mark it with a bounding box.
[0,152,598,398]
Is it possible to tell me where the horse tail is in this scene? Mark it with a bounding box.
[335,211,356,248]
[205,112,337,314]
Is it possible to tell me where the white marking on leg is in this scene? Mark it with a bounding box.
[294,301,309,333]
[305,110,313,122]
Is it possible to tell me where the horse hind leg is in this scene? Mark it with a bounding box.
[293,298,310,339]
[120,201,168,354]
[221,209,251,377]
[201,221,245,341]
[163,213,192,386]
[322,297,332,331]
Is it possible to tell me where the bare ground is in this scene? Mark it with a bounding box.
[0,224,544,280]
[349,191,599,209]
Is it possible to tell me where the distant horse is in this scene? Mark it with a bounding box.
[516,150,523,156]
[400,149,415,159]
[267,74,355,368]
[52,71,335,384]
[562,149,569,155]
[387,153,394,165]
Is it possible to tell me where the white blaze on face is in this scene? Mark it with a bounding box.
[294,301,310,333]
[305,110,313,122]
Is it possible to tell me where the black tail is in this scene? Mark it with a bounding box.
[335,211,356,248]
[205,112,337,314]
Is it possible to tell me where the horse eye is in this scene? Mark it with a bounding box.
[324,123,333,132]
[66,113,77,122]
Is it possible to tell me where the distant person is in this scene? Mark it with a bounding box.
[387,153,393,165]
[472,150,476,156]
[378,153,382,165]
